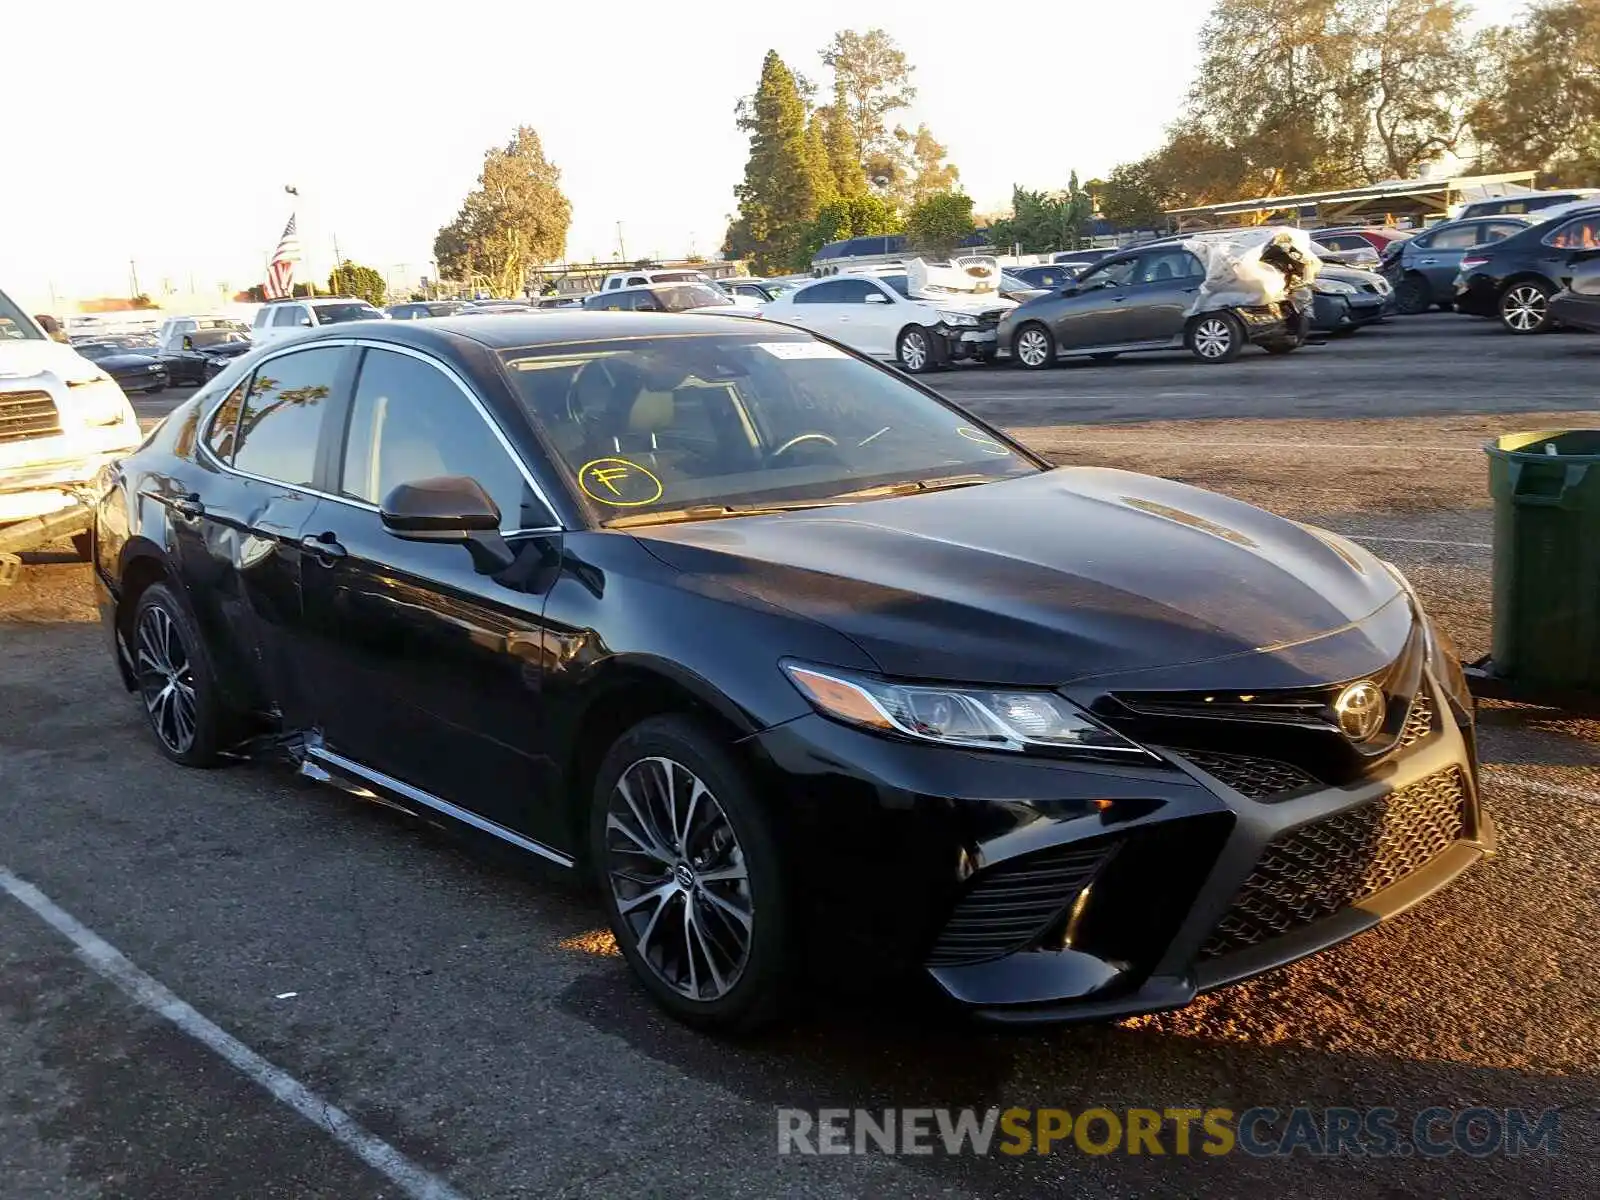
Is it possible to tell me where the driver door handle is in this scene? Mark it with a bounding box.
[299,532,346,564]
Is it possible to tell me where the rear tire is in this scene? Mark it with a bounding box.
[590,714,791,1032]
[1261,337,1302,354]
[1012,322,1055,370]
[130,582,225,767]
[1395,272,1431,316]
[1186,312,1245,362]
[1500,280,1554,333]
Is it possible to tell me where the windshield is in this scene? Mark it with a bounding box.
[313,302,383,324]
[655,284,730,312]
[499,332,1038,524]
[0,288,43,341]
[191,329,249,347]
[76,343,115,359]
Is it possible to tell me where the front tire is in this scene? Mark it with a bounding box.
[1012,322,1055,369]
[896,326,940,373]
[1500,280,1554,333]
[1261,336,1302,354]
[590,715,790,1032]
[1187,312,1244,362]
[1395,272,1431,315]
[130,582,225,766]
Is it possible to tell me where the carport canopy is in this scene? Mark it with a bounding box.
[1166,170,1538,230]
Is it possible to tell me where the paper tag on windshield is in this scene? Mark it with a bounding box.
[756,341,849,360]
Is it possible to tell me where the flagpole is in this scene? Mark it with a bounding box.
[284,184,300,297]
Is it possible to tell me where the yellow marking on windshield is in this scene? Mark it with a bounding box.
[577,457,664,507]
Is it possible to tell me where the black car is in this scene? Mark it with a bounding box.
[1453,206,1600,333]
[74,341,168,392]
[387,301,468,320]
[1307,261,1392,334]
[997,243,1305,366]
[93,313,1492,1031]
[160,329,253,385]
[1549,260,1600,333]
[1378,216,1532,314]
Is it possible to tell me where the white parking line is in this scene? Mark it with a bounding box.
[0,867,468,1200]
[1487,771,1600,807]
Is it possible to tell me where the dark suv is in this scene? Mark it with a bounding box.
[1380,216,1531,314]
[996,244,1303,366]
[1453,207,1600,333]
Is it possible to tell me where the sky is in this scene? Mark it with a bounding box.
[3,0,1529,307]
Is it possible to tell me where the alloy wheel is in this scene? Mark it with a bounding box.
[1193,318,1233,358]
[900,330,928,371]
[1016,327,1050,367]
[1501,285,1548,332]
[603,756,754,1002]
[135,605,198,755]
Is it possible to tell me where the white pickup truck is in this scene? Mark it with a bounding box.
[1,288,142,581]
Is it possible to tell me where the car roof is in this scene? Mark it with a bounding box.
[286,311,769,353]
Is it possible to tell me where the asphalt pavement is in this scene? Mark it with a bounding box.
[4,313,1598,1198]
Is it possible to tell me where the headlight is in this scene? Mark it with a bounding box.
[782,662,1148,756]
[70,379,134,426]
[1380,561,1472,711]
[1313,279,1357,295]
[937,310,979,327]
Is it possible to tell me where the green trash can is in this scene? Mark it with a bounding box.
[1485,430,1600,691]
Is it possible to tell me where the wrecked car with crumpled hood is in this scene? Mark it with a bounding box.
[997,226,1317,366]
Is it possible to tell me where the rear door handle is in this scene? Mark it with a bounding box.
[172,494,204,519]
[299,532,346,564]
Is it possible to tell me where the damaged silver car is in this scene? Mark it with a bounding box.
[997,228,1317,366]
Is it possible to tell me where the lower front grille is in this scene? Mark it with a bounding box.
[1397,691,1435,748]
[1200,766,1467,959]
[927,841,1116,967]
[0,390,61,445]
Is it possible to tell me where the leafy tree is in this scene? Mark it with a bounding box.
[802,193,902,260]
[820,29,917,167]
[129,293,156,309]
[985,177,1096,253]
[819,77,866,196]
[905,124,961,206]
[328,260,387,307]
[905,192,975,258]
[1359,0,1475,180]
[433,126,572,299]
[725,51,830,272]
[1472,0,1600,185]
[805,114,838,210]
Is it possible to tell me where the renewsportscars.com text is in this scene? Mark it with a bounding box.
[776,1106,1560,1158]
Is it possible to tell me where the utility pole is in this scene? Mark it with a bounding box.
[332,232,343,295]
[616,221,627,263]
[129,259,140,299]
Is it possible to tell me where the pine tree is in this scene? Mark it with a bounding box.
[728,51,829,273]
[822,77,866,197]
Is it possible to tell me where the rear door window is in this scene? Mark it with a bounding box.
[1427,225,1479,249]
[231,347,344,486]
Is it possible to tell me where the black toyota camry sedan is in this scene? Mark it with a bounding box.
[92,313,1493,1031]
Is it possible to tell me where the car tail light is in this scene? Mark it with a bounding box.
[1460,255,1490,272]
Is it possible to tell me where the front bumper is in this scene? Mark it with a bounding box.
[932,323,999,363]
[111,365,169,392]
[1311,293,1387,331]
[0,452,126,522]
[1550,291,1600,333]
[752,674,1489,1023]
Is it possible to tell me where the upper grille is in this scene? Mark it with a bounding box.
[926,841,1116,967]
[0,390,61,445]
[1176,749,1318,800]
[1200,766,1467,959]
[1396,691,1435,749]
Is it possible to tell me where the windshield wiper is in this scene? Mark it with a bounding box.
[825,473,997,501]
[603,500,847,529]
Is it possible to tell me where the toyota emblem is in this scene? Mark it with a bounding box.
[1334,681,1386,742]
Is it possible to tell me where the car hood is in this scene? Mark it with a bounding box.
[92,353,162,370]
[0,339,110,383]
[633,468,1410,689]
[199,341,252,357]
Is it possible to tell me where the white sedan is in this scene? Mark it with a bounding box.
[759,273,1013,372]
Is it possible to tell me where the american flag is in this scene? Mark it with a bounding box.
[265,214,301,299]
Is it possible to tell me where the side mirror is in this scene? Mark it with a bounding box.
[380,475,514,572]
[864,293,889,304]
[298,315,313,327]
[182,336,194,350]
